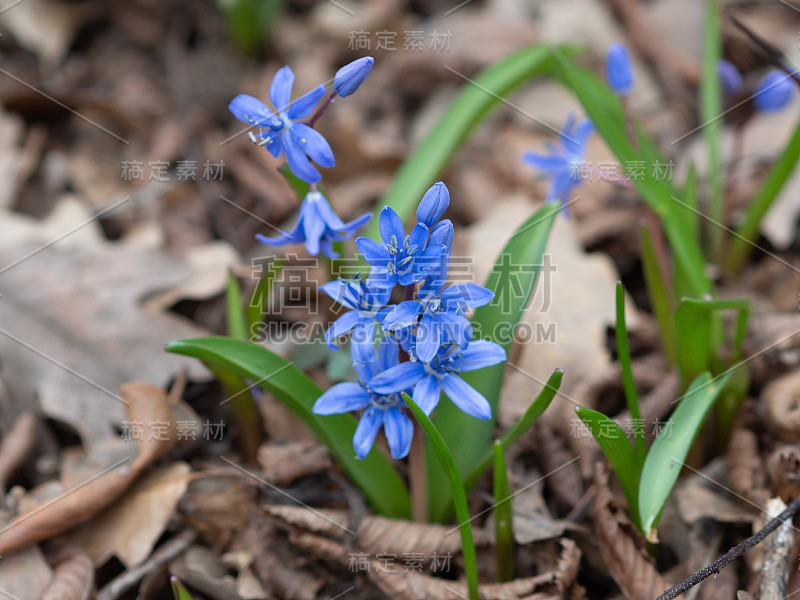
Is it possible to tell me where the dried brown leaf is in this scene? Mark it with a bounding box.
[41,545,94,600]
[766,444,800,503]
[180,473,254,549]
[726,407,769,509]
[120,382,178,471]
[257,441,332,487]
[592,464,670,600]
[0,412,36,494]
[761,370,800,441]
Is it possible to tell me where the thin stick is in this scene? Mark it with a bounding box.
[654,493,800,600]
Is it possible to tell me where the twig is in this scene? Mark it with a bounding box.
[94,529,197,600]
[654,493,800,600]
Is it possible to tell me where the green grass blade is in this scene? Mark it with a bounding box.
[404,393,479,600]
[226,269,248,342]
[615,283,645,462]
[171,576,195,600]
[702,0,724,255]
[682,164,699,243]
[576,406,641,526]
[640,225,677,366]
[364,44,565,239]
[428,202,559,521]
[493,440,514,583]
[638,370,733,535]
[247,257,284,333]
[166,336,411,518]
[550,48,712,296]
[726,119,800,271]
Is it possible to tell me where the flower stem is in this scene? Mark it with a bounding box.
[306,91,338,128]
[409,420,429,521]
[622,96,639,151]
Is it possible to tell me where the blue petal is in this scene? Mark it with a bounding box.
[333,212,372,238]
[416,182,450,227]
[369,362,426,394]
[366,267,397,290]
[572,119,594,152]
[356,237,392,265]
[413,375,440,414]
[351,338,377,383]
[353,408,384,459]
[229,94,273,125]
[284,135,321,183]
[548,171,576,205]
[377,335,399,371]
[324,310,361,349]
[439,283,494,310]
[379,206,405,245]
[270,66,295,111]
[382,300,423,330]
[415,313,441,363]
[255,216,305,246]
[291,123,335,168]
[383,406,414,459]
[441,374,492,420]
[407,222,428,250]
[459,340,507,371]
[428,219,454,249]
[320,280,360,310]
[351,319,375,349]
[287,84,326,120]
[302,202,326,255]
[313,382,371,415]
[437,312,472,348]
[605,43,634,96]
[413,243,447,280]
[523,151,566,173]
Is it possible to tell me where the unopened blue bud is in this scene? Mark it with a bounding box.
[717,60,743,95]
[333,56,374,97]
[606,43,634,96]
[416,182,450,227]
[754,69,794,112]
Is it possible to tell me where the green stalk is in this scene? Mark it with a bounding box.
[493,440,514,582]
[615,283,646,462]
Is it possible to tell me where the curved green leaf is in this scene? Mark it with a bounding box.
[166,336,411,518]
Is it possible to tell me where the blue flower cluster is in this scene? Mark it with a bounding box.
[314,183,506,460]
[230,57,375,259]
[717,59,796,113]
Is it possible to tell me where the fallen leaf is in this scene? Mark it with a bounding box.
[0,542,53,600]
[257,441,332,486]
[169,546,240,600]
[40,545,94,600]
[0,0,85,65]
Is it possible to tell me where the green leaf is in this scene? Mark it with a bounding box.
[638,370,733,535]
[550,48,712,297]
[726,119,800,271]
[404,393,479,600]
[247,257,284,333]
[675,297,749,385]
[428,202,559,522]
[615,283,645,462]
[702,0,724,255]
[640,225,677,366]
[576,406,641,526]
[171,576,195,600]
[493,440,515,583]
[166,337,411,518]
[226,269,247,342]
[364,44,566,240]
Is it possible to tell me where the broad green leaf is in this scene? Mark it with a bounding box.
[493,440,514,583]
[428,202,559,521]
[640,225,677,366]
[404,393,479,600]
[726,119,800,271]
[615,283,645,461]
[166,337,411,518]
[364,44,566,239]
[550,49,712,297]
[675,297,749,385]
[702,0,724,255]
[576,406,641,526]
[226,269,247,342]
[638,370,733,535]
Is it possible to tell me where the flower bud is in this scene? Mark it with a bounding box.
[606,43,634,96]
[333,56,374,97]
[754,69,794,112]
[416,182,450,227]
[717,60,743,95]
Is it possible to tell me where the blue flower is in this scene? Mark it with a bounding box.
[382,253,493,363]
[256,190,371,258]
[522,115,594,210]
[313,337,414,459]
[356,206,447,289]
[334,56,374,97]
[369,340,506,419]
[321,276,392,353]
[754,69,795,112]
[229,66,334,183]
[416,182,450,227]
[717,60,743,96]
[606,43,634,96]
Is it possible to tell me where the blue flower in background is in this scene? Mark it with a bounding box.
[334,56,374,97]
[606,43,634,96]
[229,66,334,183]
[523,115,593,211]
[717,60,744,95]
[370,340,506,419]
[754,69,795,112]
[313,337,414,459]
[321,277,392,353]
[256,190,371,258]
[356,206,447,289]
